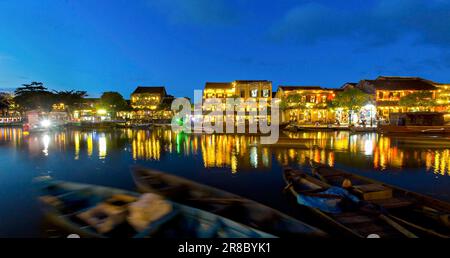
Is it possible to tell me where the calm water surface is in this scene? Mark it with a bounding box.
[1,127,450,237]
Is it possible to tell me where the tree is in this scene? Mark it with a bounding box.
[0,93,12,116]
[13,82,55,111]
[329,88,373,124]
[98,92,129,116]
[53,90,88,117]
[54,90,87,106]
[399,91,437,110]
[279,93,307,110]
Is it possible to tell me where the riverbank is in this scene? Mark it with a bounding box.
[0,122,22,127]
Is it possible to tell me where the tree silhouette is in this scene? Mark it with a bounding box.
[0,93,12,116]
[13,82,55,111]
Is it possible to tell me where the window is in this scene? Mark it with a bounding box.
[251,89,258,98]
[262,89,270,98]
[240,90,245,98]
[378,92,383,100]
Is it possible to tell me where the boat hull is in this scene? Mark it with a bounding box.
[131,167,327,238]
[378,125,450,134]
[35,178,275,238]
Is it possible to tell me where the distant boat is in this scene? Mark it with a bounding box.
[35,177,275,238]
[309,160,450,238]
[131,167,327,238]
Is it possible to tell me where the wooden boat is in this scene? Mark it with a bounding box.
[35,177,275,238]
[378,125,450,134]
[349,126,377,133]
[131,123,153,129]
[283,168,422,238]
[279,122,290,130]
[379,112,450,134]
[248,138,309,149]
[309,160,450,238]
[131,167,328,238]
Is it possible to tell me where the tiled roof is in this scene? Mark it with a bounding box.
[132,86,166,94]
[362,79,437,91]
[204,82,233,89]
[279,86,329,91]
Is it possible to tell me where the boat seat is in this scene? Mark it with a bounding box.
[335,214,374,224]
[371,198,414,209]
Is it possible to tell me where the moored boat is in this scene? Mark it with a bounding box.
[350,126,377,133]
[378,125,450,134]
[378,112,450,134]
[283,168,421,238]
[35,177,276,238]
[309,160,450,237]
[131,167,328,238]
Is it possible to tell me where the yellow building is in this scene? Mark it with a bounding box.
[435,83,450,111]
[129,86,175,121]
[275,86,337,124]
[72,98,102,121]
[202,80,272,123]
[357,76,438,120]
[131,86,167,110]
[203,80,272,100]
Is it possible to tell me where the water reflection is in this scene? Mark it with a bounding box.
[0,127,449,175]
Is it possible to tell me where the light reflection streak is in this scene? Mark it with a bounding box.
[0,128,449,176]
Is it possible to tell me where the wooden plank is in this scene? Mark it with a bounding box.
[353,184,393,201]
[371,198,413,209]
[336,215,374,224]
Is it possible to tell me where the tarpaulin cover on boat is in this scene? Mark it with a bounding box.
[296,187,359,214]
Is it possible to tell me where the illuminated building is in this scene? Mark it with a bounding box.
[0,93,22,123]
[131,86,166,110]
[51,103,66,111]
[356,76,438,120]
[72,98,101,121]
[129,86,174,120]
[202,80,272,123]
[275,86,338,124]
[434,83,450,122]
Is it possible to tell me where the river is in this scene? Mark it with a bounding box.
[0,127,449,237]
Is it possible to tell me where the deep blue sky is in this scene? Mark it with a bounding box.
[1,0,450,99]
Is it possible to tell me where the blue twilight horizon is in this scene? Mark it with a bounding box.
[1,0,450,99]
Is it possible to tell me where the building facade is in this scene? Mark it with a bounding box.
[356,76,438,121]
[202,80,273,124]
[276,86,337,124]
[129,86,173,121]
[131,86,167,110]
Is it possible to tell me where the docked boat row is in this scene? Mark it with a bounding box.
[282,160,450,238]
[283,113,450,134]
[35,177,276,238]
[35,162,450,238]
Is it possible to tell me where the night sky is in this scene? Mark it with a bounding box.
[1,0,450,99]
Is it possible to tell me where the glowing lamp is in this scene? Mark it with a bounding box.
[97,109,107,115]
[40,119,51,128]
